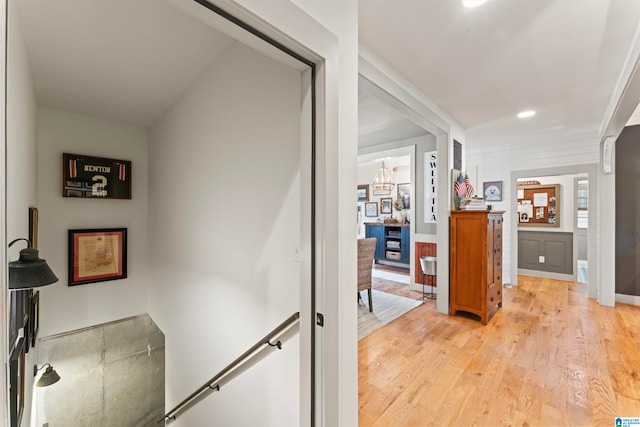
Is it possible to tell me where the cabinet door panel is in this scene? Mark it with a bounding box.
[400,226,410,262]
[452,215,486,311]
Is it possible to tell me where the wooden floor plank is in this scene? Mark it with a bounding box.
[359,274,640,426]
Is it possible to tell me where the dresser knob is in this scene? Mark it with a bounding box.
[497,262,501,266]
[497,275,501,280]
[490,297,494,302]
[497,290,501,295]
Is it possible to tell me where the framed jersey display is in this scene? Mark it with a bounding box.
[62,153,131,199]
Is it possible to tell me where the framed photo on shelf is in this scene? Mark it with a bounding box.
[380,198,392,214]
[364,202,378,217]
[483,181,502,201]
[357,184,369,202]
[63,153,132,199]
[68,228,128,286]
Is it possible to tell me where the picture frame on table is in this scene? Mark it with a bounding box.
[364,202,378,217]
[380,198,393,214]
[357,184,369,202]
[68,228,127,286]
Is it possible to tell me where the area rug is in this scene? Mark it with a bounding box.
[358,290,422,340]
[371,268,410,284]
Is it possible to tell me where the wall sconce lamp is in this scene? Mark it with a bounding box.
[371,161,395,195]
[8,238,58,289]
[34,363,61,387]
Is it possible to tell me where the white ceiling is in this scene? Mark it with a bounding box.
[359,0,640,139]
[359,85,430,148]
[16,0,640,140]
[17,0,235,127]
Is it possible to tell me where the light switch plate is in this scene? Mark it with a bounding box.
[539,256,545,263]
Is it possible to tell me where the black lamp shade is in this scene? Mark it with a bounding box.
[9,247,58,289]
[36,365,61,387]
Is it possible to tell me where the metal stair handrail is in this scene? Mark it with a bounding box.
[157,311,300,424]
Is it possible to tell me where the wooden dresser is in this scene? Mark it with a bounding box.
[450,210,504,324]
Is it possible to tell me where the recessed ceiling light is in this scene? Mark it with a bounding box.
[463,0,488,8]
[517,110,536,119]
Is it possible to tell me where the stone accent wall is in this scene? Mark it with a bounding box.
[35,314,164,426]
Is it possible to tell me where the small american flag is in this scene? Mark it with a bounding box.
[463,174,474,197]
[454,173,467,197]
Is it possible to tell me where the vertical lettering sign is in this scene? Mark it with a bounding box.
[424,151,437,223]
[63,153,132,199]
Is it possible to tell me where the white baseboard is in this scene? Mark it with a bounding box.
[615,293,640,307]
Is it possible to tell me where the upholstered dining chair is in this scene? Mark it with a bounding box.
[358,237,377,312]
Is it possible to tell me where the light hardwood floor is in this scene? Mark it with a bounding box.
[359,274,640,426]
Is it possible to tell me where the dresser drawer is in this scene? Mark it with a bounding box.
[494,259,503,285]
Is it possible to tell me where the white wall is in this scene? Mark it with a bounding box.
[467,131,599,286]
[36,107,149,336]
[225,1,359,424]
[6,0,36,245]
[6,1,37,424]
[148,41,302,426]
[0,0,7,422]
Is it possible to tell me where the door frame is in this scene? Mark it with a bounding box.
[1,0,8,424]
[510,164,598,301]
[574,176,589,283]
[357,62,452,315]
[2,0,341,424]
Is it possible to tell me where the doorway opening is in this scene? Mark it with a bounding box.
[355,70,451,344]
[510,165,597,301]
[516,173,588,284]
[575,178,589,283]
[7,0,320,425]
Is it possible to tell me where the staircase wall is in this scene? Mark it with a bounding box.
[35,314,164,426]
